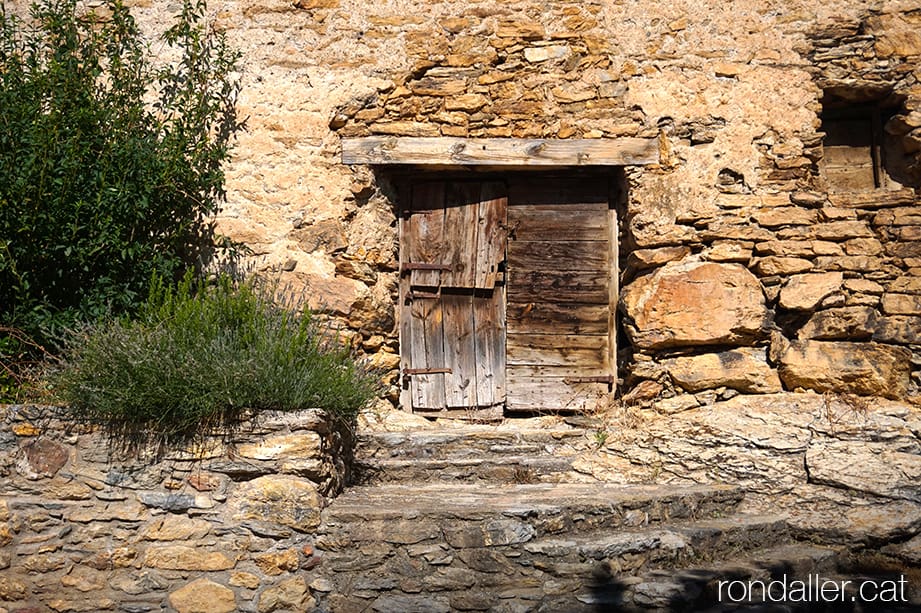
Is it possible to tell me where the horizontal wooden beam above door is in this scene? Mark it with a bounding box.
[341,136,659,166]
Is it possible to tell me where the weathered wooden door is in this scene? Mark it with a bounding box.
[399,181,508,416]
[505,177,615,412]
[399,175,615,415]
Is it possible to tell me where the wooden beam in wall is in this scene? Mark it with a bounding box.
[341,136,659,166]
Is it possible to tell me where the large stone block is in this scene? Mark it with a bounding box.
[229,475,323,533]
[663,348,782,394]
[806,441,921,502]
[778,272,843,311]
[778,341,912,399]
[169,578,236,613]
[798,306,877,340]
[621,261,769,349]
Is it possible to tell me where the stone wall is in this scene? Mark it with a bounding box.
[11,0,921,404]
[0,405,350,612]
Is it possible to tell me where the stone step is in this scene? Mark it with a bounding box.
[353,454,578,484]
[355,427,590,461]
[320,483,745,546]
[353,427,591,484]
[524,513,790,576]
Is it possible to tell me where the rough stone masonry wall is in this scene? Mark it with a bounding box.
[0,406,350,612]
[19,0,921,404]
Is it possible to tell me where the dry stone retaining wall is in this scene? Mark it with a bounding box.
[0,405,351,612]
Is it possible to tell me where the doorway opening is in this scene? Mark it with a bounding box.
[395,172,623,418]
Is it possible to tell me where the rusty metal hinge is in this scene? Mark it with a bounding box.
[563,375,615,385]
[407,289,441,300]
[401,262,452,274]
[403,367,453,376]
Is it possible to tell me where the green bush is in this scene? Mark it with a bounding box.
[52,275,379,443]
[0,0,243,344]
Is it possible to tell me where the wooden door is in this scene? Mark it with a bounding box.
[399,181,507,417]
[505,177,615,412]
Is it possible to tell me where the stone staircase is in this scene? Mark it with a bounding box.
[313,425,914,612]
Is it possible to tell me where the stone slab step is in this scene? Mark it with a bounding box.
[525,514,790,575]
[355,427,590,461]
[320,483,744,546]
[353,454,577,485]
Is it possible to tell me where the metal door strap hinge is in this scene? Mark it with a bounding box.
[401,262,452,274]
[563,375,615,384]
[408,290,441,300]
[404,368,453,376]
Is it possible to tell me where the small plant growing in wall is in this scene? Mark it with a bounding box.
[52,274,380,448]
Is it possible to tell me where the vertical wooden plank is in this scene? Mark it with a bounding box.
[474,182,507,289]
[408,297,446,410]
[407,182,446,286]
[473,287,506,407]
[607,182,618,395]
[442,182,480,288]
[442,293,477,408]
[398,182,413,412]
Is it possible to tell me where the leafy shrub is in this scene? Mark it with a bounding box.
[52,275,379,443]
[0,0,243,344]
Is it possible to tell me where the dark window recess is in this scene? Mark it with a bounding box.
[821,105,888,191]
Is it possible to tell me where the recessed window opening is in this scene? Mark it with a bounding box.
[820,89,906,192]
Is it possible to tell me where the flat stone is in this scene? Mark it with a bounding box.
[753,256,813,276]
[229,475,323,533]
[778,341,912,399]
[370,594,450,613]
[778,272,843,311]
[138,492,198,512]
[236,433,322,461]
[230,571,261,589]
[622,261,768,349]
[798,306,877,340]
[883,533,921,564]
[444,518,535,548]
[807,441,921,502]
[168,579,236,613]
[524,45,571,63]
[258,577,311,613]
[21,439,68,476]
[882,293,921,315]
[143,515,212,541]
[873,315,921,344]
[143,546,235,571]
[423,567,477,591]
[663,348,782,394]
[254,549,300,575]
[0,576,28,600]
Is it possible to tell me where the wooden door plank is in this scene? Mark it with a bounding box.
[474,181,507,289]
[473,288,506,407]
[407,297,447,409]
[507,302,609,335]
[442,182,480,288]
[407,182,446,286]
[508,208,608,242]
[507,364,611,379]
[507,333,609,367]
[505,377,609,412]
[507,240,608,271]
[507,270,609,304]
[442,293,477,407]
[341,136,660,166]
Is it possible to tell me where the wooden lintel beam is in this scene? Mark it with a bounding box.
[341,136,659,166]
